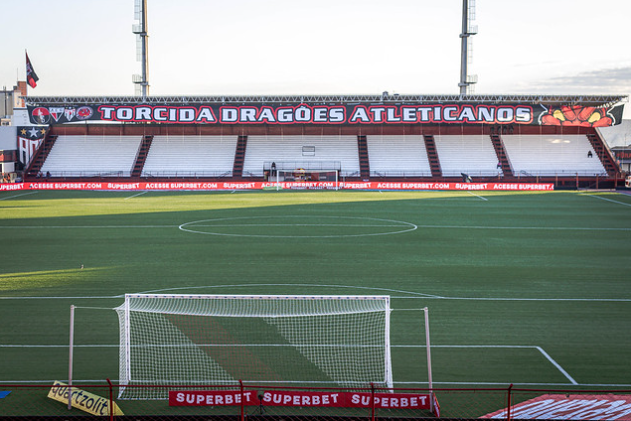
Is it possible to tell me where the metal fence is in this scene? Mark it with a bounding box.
[1,382,629,420]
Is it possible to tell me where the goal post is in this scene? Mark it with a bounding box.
[275,168,339,190]
[265,160,341,190]
[115,294,393,399]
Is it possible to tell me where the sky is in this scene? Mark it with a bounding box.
[2,0,630,117]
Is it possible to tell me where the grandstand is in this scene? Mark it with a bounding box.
[16,94,627,189]
[366,135,432,178]
[142,135,237,178]
[40,135,141,178]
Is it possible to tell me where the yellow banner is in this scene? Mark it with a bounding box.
[47,381,124,416]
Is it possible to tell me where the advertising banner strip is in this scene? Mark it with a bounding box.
[169,390,433,410]
[27,103,624,127]
[169,390,258,406]
[481,394,631,420]
[1,182,555,192]
[47,381,124,416]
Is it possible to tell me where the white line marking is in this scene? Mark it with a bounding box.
[2,379,628,387]
[0,225,176,229]
[400,344,577,384]
[580,193,631,207]
[0,344,543,349]
[0,342,579,385]
[426,296,631,302]
[1,223,630,232]
[0,344,118,348]
[3,282,627,302]
[394,381,631,387]
[416,224,631,231]
[137,283,444,299]
[535,346,578,385]
[124,191,148,200]
[189,223,410,227]
[0,295,123,300]
[467,191,488,201]
[0,191,39,201]
[179,216,418,238]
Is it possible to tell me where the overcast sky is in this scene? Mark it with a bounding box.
[3,0,630,116]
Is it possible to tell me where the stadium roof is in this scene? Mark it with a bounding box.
[25,94,628,107]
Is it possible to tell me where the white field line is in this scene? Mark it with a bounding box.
[415,224,631,231]
[124,191,148,200]
[187,223,409,227]
[396,344,577,384]
[416,296,631,302]
[3,379,628,387]
[394,381,631,387]
[1,225,176,229]
[0,343,577,385]
[535,346,578,385]
[467,191,488,201]
[2,282,629,302]
[0,191,39,201]
[1,223,630,232]
[580,193,631,207]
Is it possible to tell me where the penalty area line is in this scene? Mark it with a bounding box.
[535,345,578,385]
[467,191,488,201]
[396,344,577,385]
[124,191,148,200]
[0,191,39,201]
[0,342,578,385]
[580,193,631,207]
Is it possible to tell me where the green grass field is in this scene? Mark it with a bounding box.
[1,189,630,398]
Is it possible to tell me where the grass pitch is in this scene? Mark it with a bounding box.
[1,189,630,394]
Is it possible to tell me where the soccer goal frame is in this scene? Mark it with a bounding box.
[114,294,394,399]
[274,168,339,190]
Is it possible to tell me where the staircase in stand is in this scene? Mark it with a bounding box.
[357,135,370,179]
[423,134,442,177]
[490,134,513,177]
[586,132,618,176]
[232,135,248,177]
[26,134,57,178]
[131,135,153,177]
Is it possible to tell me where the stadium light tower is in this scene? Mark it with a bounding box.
[459,0,478,95]
[132,0,150,99]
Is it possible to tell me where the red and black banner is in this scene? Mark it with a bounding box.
[26,52,39,89]
[17,126,48,165]
[27,102,624,127]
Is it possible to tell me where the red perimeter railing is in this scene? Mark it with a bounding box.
[1,381,630,420]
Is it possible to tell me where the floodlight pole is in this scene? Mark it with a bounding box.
[68,305,75,410]
[133,0,150,100]
[459,0,477,95]
[140,0,149,100]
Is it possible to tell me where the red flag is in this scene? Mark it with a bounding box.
[26,52,39,88]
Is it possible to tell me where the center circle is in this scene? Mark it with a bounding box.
[178,215,417,238]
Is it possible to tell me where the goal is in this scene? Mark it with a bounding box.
[274,168,339,190]
[115,294,393,399]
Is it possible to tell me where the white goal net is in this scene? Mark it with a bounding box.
[115,294,393,399]
[274,169,339,190]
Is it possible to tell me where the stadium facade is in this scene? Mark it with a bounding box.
[2,93,629,191]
